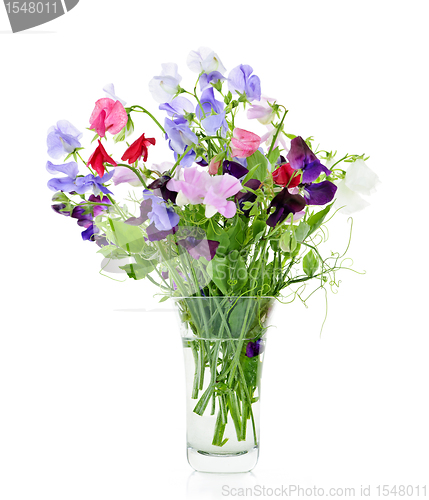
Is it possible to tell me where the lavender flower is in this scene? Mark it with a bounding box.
[228,65,261,102]
[47,120,82,159]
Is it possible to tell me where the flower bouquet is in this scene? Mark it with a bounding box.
[46,47,378,472]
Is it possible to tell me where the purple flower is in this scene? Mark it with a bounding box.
[125,191,179,233]
[159,96,194,118]
[177,237,219,261]
[147,175,178,204]
[71,195,111,241]
[196,88,224,119]
[303,181,337,206]
[228,65,261,102]
[164,117,198,167]
[266,188,307,227]
[47,161,114,195]
[235,179,262,217]
[223,160,248,179]
[144,190,180,231]
[47,120,82,159]
[246,339,264,357]
[287,137,331,184]
[201,111,228,137]
[199,71,226,91]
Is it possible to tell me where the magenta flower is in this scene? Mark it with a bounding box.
[230,128,261,158]
[203,174,242,218]
[89,98,128,138]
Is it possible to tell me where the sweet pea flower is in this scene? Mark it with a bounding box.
[103,83,126,106]
[89,98,128,138]
[266,188,307,227]
[199,71,226,91]
[302,180,337,206]
[159,96,194,117]
[261,124,288,151]
[47,120,82,159]
[228,64,261,102]
[202,111,228,137]
[164,117,198,167]
[247,96,277,125]
[272,162,301,188]
[287,136,331,183]
[334,159,379,214]
[112,166,142,187]
[223,160,248,179]
[167,168,211,205]
[121,133,156,165]
[196,87,224,118]
[235,179,263,217]
[46,161,114,195]
[149,63,182,104]
[230,128,261,158]
[87,140,117,177]
[203,174,242,218]
[147,175,177,203]
[177,237,220,261]
[187,47,226,75]
[144,190,180,231]
[71,195,111,241]
[208,158,221,175]
[246,339,264,357]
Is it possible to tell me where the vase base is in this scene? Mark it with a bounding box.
[187,446,259,473]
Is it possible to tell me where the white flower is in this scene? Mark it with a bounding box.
[334,159,380,214]
[187,47,226,75]
[148,63,182,104]
[103,83,126,106]
[261,124,288,152]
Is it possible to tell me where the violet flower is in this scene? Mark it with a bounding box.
[164,117,198,167]
[223,160,249,179]
[177,237,219,261]
[71,195,111,241]
[47,161,114,195]
[246,339,264,357]
[47,120,82,159]
[147,175,177,204]
[266,188,307,227]
[228,64,261,102]
[303,181,337,206]
[159,96,194,118]
[235,179,262,217]
[287,136,331,184]
[199,71,226,91]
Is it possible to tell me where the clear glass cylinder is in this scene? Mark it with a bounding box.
[174,296,275,473]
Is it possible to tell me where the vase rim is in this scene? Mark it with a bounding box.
[172,296,276,300]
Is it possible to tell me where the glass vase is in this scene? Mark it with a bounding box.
[174,296,275,473]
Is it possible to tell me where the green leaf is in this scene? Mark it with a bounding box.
[96,244,128,259]
[207,256,229,294]
[267,146,280,167]
[295,221,310,243]
[303,250,319,277]
[119,258,156,280]
[241,355,260,388]
[225,218,246,251]
[244,150,268,183]
[252,220,266,239]
[107,219,145,253]
[307,202,334,236]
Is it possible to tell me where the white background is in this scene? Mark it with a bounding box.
[0,1,428,499]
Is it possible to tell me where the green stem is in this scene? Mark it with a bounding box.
[128,105,165,134]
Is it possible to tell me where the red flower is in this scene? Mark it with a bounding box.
[272,162,301,188]
[87,140,117,177]
[121,133,156,165]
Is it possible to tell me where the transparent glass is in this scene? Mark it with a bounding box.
[174,296,275,473]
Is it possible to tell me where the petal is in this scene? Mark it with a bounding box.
[105,100,128,135]
[46,161,79,177]
[304,181,337,205]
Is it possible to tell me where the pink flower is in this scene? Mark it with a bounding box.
[208,158,221,175]
[247,96,277,125]
[89,98,128,138]
[230,128,261,158]
[167,168,211,205]
[167,167,242,218]
[204,174,242,218]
